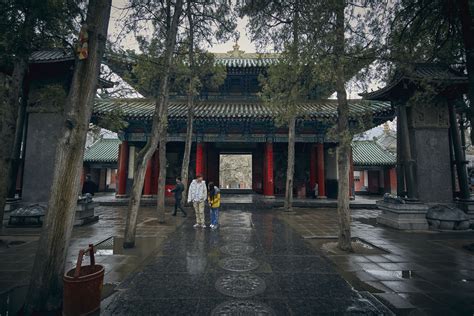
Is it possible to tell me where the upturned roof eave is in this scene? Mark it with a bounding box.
[360,65,469,101]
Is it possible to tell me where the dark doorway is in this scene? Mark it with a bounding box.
[368,170,380,194]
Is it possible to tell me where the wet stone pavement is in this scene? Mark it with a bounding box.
[0,205,187,315]
[103,208,389,315]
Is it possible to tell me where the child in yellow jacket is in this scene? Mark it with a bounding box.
[208,182,220,229]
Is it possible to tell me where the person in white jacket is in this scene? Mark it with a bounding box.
[187,174,207,228]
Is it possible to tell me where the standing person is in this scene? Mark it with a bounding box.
[187,174,207,228]
[169,177,187,217]
[82,175,98,195]
[207,182,221,229]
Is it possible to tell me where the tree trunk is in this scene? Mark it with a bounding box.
[156,107,168,223]
[335,0,353,252]
[123,0,183,247]
[23,0,112,312]
[0,59,27,224]
[180,0,195,203]
[181,96,194,203]
[284,116,296,212]
[457,0,474,145]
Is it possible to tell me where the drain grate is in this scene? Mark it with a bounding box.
[219,257,259,272]
[211,300,275,316]
[220,243,255,256]
[215,273,266,298]
[223,234,251,242]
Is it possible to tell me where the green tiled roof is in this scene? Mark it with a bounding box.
[352,140,396,166]
[215,57,278,67]
[31,49,279,68]
[84,138,120,163]
[362,64,468,100]
[30,49,74,63]
[93,99,392,121]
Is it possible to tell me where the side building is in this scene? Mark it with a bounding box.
[83,138,120,192]
[352,140,396,195]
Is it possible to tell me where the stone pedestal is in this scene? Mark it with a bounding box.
[376,200,429,230]
[74,201,99,226]
[456,200,474,229]
[3,198,20,225]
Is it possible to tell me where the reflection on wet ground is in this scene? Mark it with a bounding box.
[102,209,390,315]
[1,205,473,315]
[282,208,474,315]
[0,205,187,315]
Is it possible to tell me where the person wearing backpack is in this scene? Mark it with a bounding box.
[207,182,221,229]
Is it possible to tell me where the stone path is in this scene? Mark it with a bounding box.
[102,208,388,315]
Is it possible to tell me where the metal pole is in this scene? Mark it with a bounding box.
[448,129,458,198]
[459,113,466,150]
[398,103,418,200]
[448,103,470,200]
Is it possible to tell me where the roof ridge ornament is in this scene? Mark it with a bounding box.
[228,39,245,57]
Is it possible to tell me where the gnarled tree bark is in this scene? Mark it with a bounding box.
[335,0,353,252]
[23,0,112,312]
[284,116,296,212]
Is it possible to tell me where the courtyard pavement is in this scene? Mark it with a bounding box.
[101,208,389,315]
[280,209,474,315]
[0,203,473,315]
[0,205,187,314]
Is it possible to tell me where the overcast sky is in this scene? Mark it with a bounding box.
[109,0,256,53]
[106,1,393,134]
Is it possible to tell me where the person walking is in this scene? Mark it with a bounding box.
[187,174,207,228]
[169,177,187,217]
[207,182,221,229]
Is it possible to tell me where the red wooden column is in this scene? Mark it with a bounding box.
[116,141,129,197]
[151,150,160,195]
[143,158,153,197]
[263,146,267,193]
[263,142,274,196]
[349,148,355,199]
[80,167,86,188]
[196,142,204,176]
[202,143,208,179]
[310,145,317,191]
[389,168,397,194]
[316,143,327,198]
[384,167,397,194]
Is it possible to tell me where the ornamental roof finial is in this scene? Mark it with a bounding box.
[227,34,244,57]
[383,122,390,134]
[232,40,239,53]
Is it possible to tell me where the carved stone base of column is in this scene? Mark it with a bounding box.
[456,199,474,229]
[376,200,429,230]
